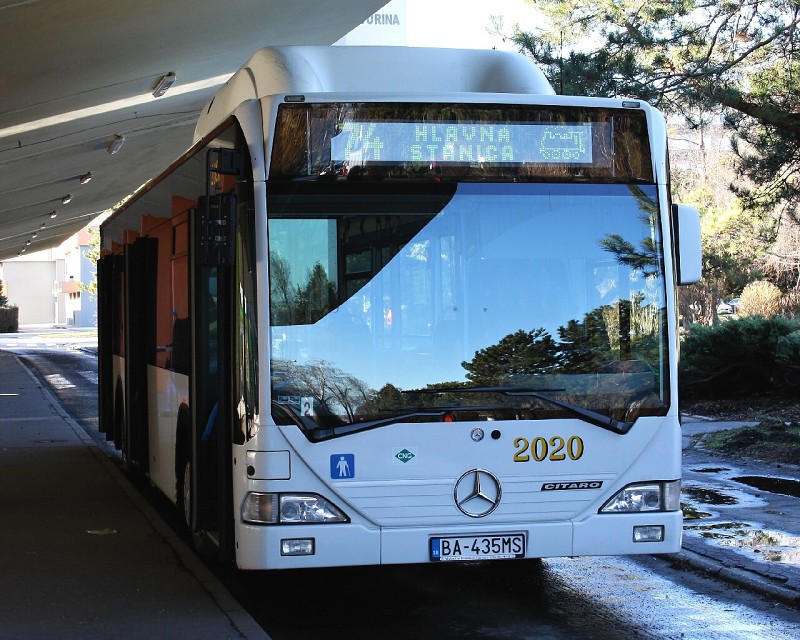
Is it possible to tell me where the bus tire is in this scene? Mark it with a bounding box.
[175,409,191,530]
[175,417,216,558]
[178,456,192,530]
[114,381,124,445]
[179,456,216,557]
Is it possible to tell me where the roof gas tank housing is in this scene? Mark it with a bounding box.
[194,45,555,142]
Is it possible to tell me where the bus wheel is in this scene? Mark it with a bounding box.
[177,453,216,557]
[114,381,125,450]
[175,412,191,531]
[180,458,192,529]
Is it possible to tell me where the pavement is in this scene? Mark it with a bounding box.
[675,416,800,606]
[0,326,797,640]
[0,345,269,639]
[0,325,99,353]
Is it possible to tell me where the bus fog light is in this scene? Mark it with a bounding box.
[281,538,315,556]
[633,525,664,542]
[242,492,278,524]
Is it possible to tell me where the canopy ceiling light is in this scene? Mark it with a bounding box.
[152,72,177,97]
[79,172,93,184]
[49,211,58,219]
[62,194,73,205]
[107,135,126,155]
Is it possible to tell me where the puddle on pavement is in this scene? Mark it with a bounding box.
[689,467,730,474]
[719,528,800,565]
[681,503,712,520]
[682,486,739,505]
[732,475,800,499]
[680,476,800,565]
[684,520,800,566]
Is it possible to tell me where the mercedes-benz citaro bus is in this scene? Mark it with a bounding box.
[98,46,701,570]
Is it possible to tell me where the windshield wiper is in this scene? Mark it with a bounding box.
[309,411,447,441]
[312,405,542,440]
[404,386,634,435]
[272,401,318,430]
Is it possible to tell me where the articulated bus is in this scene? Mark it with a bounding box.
[98,46,701,569]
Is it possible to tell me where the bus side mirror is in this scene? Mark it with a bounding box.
[673,203,702,285]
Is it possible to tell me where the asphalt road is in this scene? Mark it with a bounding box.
[12,343,800,640]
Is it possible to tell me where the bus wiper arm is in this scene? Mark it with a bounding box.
[405,386,633,435]
[505,390,633,435]
[310,411,446,440]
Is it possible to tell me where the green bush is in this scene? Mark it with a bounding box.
[679,316,800,398]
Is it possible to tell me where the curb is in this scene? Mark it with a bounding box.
[90,448,271,640]
[15,354,271,640]
[658,548,800,607]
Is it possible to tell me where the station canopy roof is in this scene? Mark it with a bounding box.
[0,0,384,260]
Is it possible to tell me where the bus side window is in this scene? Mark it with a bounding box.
[171,317,191,376]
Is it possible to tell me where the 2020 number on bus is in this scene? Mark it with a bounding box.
[513,435,584,462]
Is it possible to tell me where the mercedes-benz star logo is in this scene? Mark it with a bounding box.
[454,469,501,518]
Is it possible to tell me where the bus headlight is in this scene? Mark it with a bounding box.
[242,492,349,525]
[599,480,681,514]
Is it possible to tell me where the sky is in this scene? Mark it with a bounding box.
[406,0,539,49]
[336,0,541,50]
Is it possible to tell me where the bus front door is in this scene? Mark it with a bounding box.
[189,195,235,561]
[123,237,156,473]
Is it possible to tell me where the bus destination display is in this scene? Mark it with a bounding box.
[331,121,594,165]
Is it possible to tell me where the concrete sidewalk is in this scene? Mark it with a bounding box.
[0,350,268,639]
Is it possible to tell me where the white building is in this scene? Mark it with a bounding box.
[0,226,98,327]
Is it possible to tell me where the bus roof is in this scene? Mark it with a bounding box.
[194,46,554,142]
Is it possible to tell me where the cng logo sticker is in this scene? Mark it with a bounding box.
[394,448,417,464]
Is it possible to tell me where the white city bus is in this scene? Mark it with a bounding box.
[98,46,701,569]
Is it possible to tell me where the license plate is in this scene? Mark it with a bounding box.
[430,533,526,561]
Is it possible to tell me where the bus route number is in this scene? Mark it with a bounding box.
[513,435,584,462]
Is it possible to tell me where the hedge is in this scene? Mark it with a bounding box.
[0,307,18,333]
[679,316,800,398]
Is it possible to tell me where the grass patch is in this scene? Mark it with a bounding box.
[702,421,800,465]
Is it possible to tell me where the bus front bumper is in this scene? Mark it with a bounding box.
[233,510,683,570]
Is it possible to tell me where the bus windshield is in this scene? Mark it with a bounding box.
[267,180,669,436]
